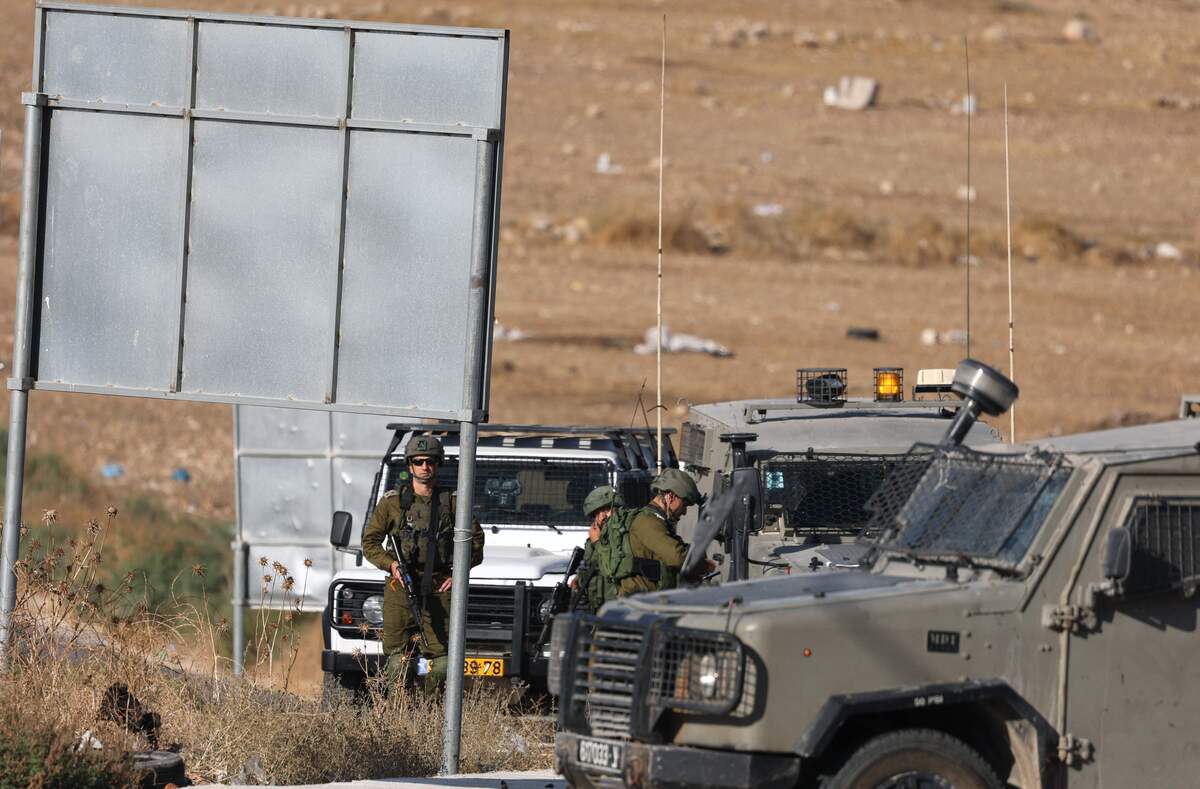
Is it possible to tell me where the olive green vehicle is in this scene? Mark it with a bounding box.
[551,362,1200,788]
[676,365,1000,581]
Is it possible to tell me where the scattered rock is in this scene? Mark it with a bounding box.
[956,185,977,203]
[920,328,968,346]
[879,180,895,196]
[493,322,528,342]
[823,76,880,110]
[794,29,820,47]
[594,153,623,175]
[1155,241,1183,260]
[981,24,1009,44]
[1156,95,1198,110]
[846,327,880,341]
[751,203,784,217]
[1062,17,1098,43]
[555,19,595,34]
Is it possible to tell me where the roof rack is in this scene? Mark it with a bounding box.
[743,400,963,423]
[384,422,677,436]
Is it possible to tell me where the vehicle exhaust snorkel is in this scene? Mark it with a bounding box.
[941,359,1019,446]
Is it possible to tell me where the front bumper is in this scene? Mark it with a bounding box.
[555,733,800,789]
[321,648,547,680]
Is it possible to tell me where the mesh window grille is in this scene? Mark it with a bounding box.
[1125,500,1200,594]
[866,444,1072,565]
[381,456,612,527]
[762,453,927,536]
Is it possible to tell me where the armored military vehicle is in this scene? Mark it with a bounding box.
[678,366,1000,580]
[551,361,1200,788]
[322,423,676,701]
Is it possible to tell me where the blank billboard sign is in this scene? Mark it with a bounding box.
[234,405,395,610]
[30,2,508,419]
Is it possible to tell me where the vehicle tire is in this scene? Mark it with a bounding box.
[320,671,363,710]
[827,728,1003,789]
[131,750,187,788]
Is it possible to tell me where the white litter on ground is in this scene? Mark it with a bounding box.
[634,325,733,358]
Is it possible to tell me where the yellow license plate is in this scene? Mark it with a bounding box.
[464,657,505,677]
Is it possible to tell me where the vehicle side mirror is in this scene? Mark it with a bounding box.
[331,511,353,548]
[1103,527,1132,583]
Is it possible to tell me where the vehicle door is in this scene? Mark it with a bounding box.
[1063,476,1200,787]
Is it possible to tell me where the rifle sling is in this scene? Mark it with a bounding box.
[420,490,440,598]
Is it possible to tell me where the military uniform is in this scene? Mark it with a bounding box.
[617,503,688,596]
[361,485,484,683]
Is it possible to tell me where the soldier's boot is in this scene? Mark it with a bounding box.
[424,655,449,690]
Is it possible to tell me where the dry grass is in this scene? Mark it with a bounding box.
[8,511,554,785]
[582,199,1155,269]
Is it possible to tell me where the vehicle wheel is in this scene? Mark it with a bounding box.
[131,750,187,788]
[827,728,1003,789]
[320,671,363,710]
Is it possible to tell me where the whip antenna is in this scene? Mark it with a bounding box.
[1004,82,1017,443]
[963,35,972,360]
[655,14,667,472]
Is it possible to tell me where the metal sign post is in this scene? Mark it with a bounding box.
[442,137,497,773]
[0,97,44,657]
[0,5,508,769]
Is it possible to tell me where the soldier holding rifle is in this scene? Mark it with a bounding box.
[361,435,484,686]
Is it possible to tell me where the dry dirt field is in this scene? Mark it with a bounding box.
[0,3,1197,526]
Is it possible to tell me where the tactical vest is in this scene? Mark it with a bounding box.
[388,486,456,571]
[594,506,676,594]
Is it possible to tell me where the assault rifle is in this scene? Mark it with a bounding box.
[383,534,430,650]
[534,545,586,652]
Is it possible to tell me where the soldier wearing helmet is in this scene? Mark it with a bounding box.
[618,468,714,596]
[361,434,484,686]
[574,485,622,612]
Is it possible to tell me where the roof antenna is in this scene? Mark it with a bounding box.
[963,35,972,361]
[1003,82,1017,443]
[655,13,668,473]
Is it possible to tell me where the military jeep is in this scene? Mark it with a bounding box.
[552,372,1200,787]
[322,422,676,701]
[677,366,999,580]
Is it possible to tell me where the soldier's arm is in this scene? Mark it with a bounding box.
[630,515,687,569]
[360,496,398,572]
[469,517,485,568]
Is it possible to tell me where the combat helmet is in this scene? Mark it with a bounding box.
[583,485,622,518]
[404,434,445,462]
[650,468,702,505]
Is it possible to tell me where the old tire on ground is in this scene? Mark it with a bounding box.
[131,750,187,788]
[320,671,363,709]
[827,728,1002,789]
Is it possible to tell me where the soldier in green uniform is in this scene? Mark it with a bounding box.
[574,485,621,612]
[360,435,484,686]
[617,469,714,596]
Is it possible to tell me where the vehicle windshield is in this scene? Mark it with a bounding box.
[434,457,612,528]
[762,452,928,537]
[866,445,1072,567]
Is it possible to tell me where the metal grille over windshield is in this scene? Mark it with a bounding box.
[431,457,612,527]
[865,445,1072,566]
[762,453,928,536]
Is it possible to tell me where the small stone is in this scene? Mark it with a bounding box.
[584,103,603,119]
[1062,17,1097,43]
[956,185,977,203]
[879,180,895,196]
[981,24,1009,44]
[1155,241,1183,260]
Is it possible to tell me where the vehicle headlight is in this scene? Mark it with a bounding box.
[697,653,720,699]
[654,627,744,715]
[361,594,384,627]
[537,597,555,623]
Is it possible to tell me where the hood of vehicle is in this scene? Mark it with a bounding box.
[615,570,954,614]
[471,544,570,582]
